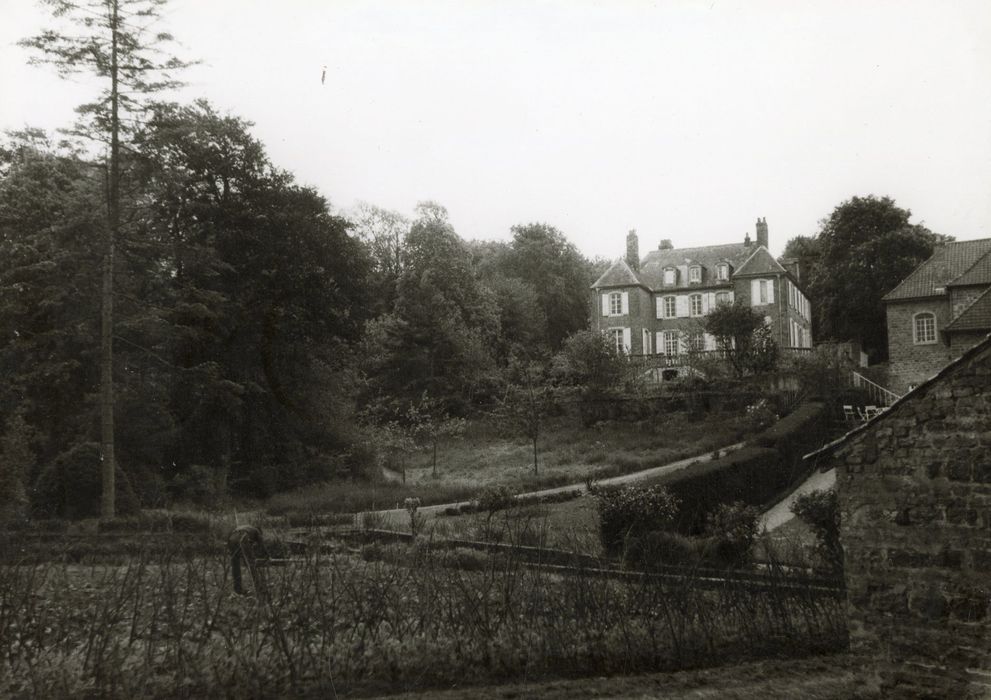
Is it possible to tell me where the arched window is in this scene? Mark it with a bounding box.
[913,312,937,344]
[689,266,701,283]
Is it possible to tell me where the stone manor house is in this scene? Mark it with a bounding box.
[590,219,813,369]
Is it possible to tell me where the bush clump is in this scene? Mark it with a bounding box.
[791,488,842,574]
[596,484,679,555]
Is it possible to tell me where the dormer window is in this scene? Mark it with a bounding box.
[663,267,677,286]
[689,266,702,284]
[716,263,730,281]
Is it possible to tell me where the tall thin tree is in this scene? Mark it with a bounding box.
[20,0,192,518]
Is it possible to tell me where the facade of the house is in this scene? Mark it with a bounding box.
[590,219,812,366]
[883,238,991,394]
[807,334,991,698]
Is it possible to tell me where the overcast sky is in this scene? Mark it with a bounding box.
[2,0,990,260]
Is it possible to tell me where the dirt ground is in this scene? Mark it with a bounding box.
[369,654,879,700]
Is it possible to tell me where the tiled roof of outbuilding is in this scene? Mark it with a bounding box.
[946,287,991,332]
[948,250,991,288]
[883,239,991,302]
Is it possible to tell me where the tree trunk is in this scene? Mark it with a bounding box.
[432,439,437,477]
[100,0,120,520]
[532,436,538,475]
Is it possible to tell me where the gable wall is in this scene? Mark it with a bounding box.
[833,343,991,697]
[950,286,987,318]
[885,299,956,393]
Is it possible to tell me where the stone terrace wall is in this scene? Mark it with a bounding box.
[832,341,991,697]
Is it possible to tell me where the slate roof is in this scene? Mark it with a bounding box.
[590,259,644,288]
[883,239,991,302]
[805,332,991,462]
[734,246,788,277]
[637,242,755,289]
[945,287,991,332]
[948,250,991,287]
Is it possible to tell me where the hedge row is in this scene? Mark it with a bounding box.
[651,402,828,534]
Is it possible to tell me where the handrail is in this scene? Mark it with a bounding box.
[851,370,901,407]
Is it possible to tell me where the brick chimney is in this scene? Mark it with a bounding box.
[744,232,752,247]
[626,229,640,271]
[658,239,673,250]
[756,217,768,249]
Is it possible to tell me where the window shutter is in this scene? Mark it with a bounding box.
[702,293,711,314]
[767,279,775,303]
[675,295,689,317]
[727,290,734,304]
[656,331,665,355]
[601,294,609,317]
[751,279,760,306]
[622,328,632,352]
[655,297,662,319]
[621,292,629,315]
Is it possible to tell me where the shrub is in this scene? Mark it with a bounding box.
[627,530,701,568]
[791,488,843,573]
[596,484,679,555]
[31,442,140,519]
[703,501,761,567]
[475,485,515,519]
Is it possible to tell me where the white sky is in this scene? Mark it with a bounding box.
[2,0,990,260]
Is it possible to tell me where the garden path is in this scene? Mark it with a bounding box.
[365,441,746,527]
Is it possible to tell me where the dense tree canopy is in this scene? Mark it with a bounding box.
[786,195,951,362]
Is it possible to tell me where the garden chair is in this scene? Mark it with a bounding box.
[864,405,880,420]
[856,406,869,422]
[842,405,857,422]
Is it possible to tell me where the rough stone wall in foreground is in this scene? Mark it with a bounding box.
[834,341,991,698]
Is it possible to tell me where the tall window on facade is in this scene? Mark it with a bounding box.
[689,294,703,316]
[689,266,701,283]
[610,328,624,353]
[663,296,676,318]
[759,280,769,304]
[715,291,730,306]
[663,330,680,355]
[686,330,704,353]
[913,312,936,344]
[609,292,623,315]
[663,268,676,285]
[717,263,729,281]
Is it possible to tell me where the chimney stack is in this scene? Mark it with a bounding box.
[744,232,752,247]
[658,239,673,250]
[756,217,768,249]
[626,229,640,271]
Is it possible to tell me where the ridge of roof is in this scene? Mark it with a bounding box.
[945,286,991,332]
[804,332,991,462]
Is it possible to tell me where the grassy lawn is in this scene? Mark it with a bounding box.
[403,410,749,491]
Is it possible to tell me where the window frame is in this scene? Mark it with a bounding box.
[609,328,625,353]
[758,280,768,304]
[689,293,703,317]
[662,295,676,318]
[913,312,937,345]
[663,267,677,286]
[608,292,623,316]
[689,266,701,284]
[663,330,680,356]
[715,291,730,306]
[716,263,729,281]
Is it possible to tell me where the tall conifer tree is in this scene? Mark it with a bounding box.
[20,0,192,517]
